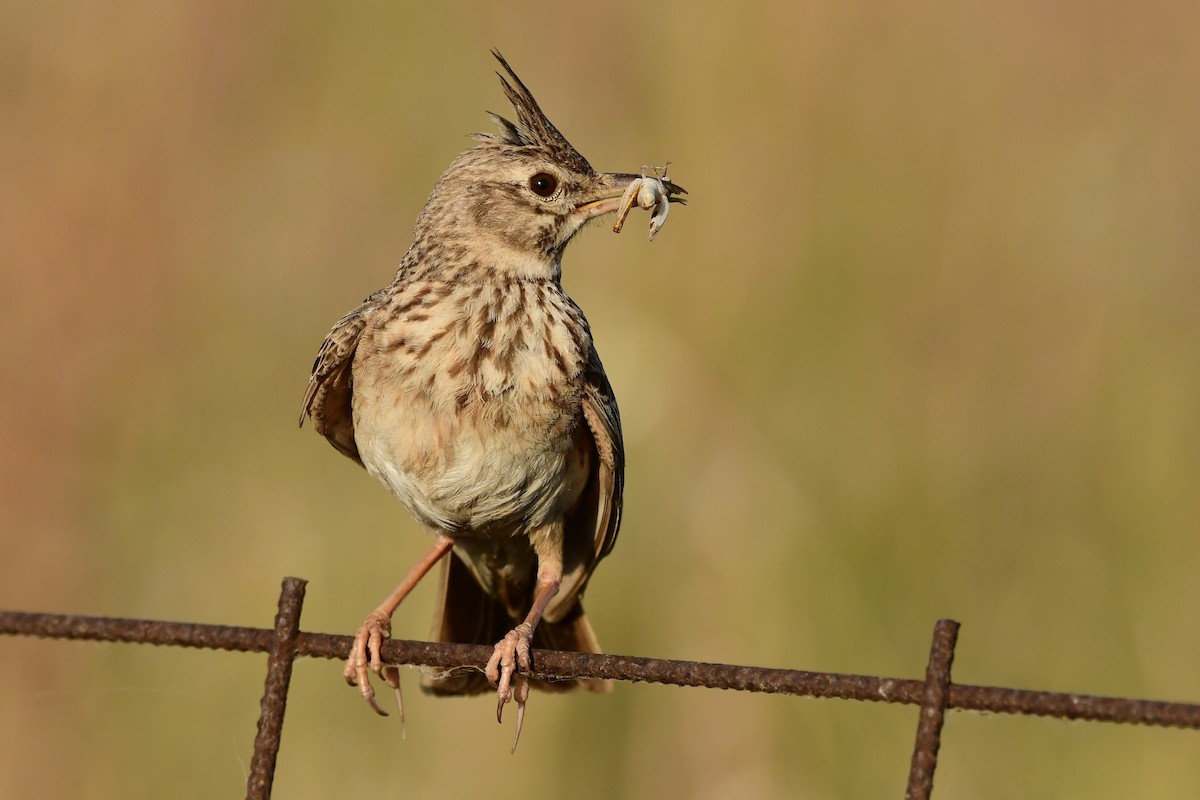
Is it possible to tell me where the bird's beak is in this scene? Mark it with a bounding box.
[575,172,688,221]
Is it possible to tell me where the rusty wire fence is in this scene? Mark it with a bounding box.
[3,576,1199,800]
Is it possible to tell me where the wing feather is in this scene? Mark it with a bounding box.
[549,348,625,623]
[581,355,625,561]
[298,290,386,464]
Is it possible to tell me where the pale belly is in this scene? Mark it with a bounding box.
[352,378,591,536]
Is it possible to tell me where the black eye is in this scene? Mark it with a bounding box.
[528,172,559,198]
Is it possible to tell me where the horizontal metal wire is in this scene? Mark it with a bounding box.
[3,605,1198,729]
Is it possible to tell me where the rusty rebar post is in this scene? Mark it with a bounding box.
[905,619,960,800]
[246,577,307,800]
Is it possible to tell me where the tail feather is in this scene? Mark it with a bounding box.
[536,602,613,695]
[421,551,611,696]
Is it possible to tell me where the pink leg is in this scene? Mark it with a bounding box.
[345,533,454,716]
[486,575,560,751]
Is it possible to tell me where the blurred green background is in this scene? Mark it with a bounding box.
[2,2,1198,798]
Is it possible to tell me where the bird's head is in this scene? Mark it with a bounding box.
[406,51,685,281]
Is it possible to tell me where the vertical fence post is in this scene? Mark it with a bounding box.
[246,577,307,800]
[905,619,960,800]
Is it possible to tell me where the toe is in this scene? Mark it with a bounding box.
[514,623,533,672]
[357,668,388,716]
[485,642,504,687]
[346,616,393,716]
[367,625,385,676]
[494,659,514,723]
[488,631,520,722]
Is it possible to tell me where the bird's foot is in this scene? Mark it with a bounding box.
[343,610,405,724]
[486,622,534,751]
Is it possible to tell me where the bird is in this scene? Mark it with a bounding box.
[299,51,684,747]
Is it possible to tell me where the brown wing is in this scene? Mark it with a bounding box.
[551,348,625,622]
[581,351,624,561]
[298,290,386,465]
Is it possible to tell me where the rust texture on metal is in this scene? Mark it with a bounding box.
[0,609,275,652]
[3,591,1200,731]
[906,619,960,800]
[246,577,307,800]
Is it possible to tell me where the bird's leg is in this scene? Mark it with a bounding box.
[486,541,563,750]
[487,576,559,716]
[345,533,455,716]
[487,576,558,749]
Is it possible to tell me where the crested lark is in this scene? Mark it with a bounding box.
[300,51,684,746]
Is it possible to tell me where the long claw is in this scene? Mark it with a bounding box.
[511,701,526,753]
[362,665,389,716]
[510,676,530,753]
[384,665,405,736]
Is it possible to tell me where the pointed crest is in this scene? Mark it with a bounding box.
[480,50,594,175]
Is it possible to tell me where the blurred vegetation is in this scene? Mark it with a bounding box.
[2,2,1199,798]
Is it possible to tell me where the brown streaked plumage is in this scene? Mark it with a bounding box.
[300,51,684,747]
